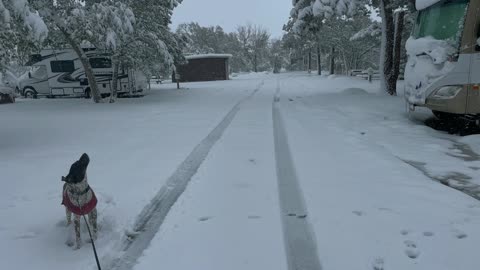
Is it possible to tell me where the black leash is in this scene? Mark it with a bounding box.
[73,193,102,270]
[82,214,102,270]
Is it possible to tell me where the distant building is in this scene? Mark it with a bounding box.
[174,54,232,83]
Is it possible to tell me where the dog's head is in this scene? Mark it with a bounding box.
[62,153,90,184]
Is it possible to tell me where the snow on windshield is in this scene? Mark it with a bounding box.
[416,0,442,10]
[404,37,457,104]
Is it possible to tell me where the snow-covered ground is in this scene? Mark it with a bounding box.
[1,72,479,270]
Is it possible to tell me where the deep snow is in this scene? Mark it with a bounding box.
[1,72,479,270]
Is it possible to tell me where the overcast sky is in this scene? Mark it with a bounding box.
[171,0,292,38]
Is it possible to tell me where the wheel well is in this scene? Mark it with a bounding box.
[23,87,36,95]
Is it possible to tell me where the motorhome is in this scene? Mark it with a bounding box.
[405,0,480,120]
[18,48,147,98]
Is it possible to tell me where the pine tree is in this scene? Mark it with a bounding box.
[0,0,47,69]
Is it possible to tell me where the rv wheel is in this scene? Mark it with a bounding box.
[24,88,37,99]
[84,88,91,99]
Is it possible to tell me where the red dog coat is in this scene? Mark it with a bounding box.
[62,188,97,216]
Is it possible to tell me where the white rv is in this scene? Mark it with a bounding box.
[18,48,147,98]
[405,0,480,120]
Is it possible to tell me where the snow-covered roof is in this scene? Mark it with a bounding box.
[185,54,233,60]
[416,0,441,10]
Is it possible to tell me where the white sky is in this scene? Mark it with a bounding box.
[171,0,292,38]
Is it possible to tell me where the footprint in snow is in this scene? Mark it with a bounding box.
[372,257,384,270]
[198,216,213,222]
[404,240,420,259]
[14,232,37,240]
[454,230,468,239]
[248,158,256,165]
[423,231,435,237]
[352,210,365,216]
[400,229,410,236]
[248,215,262,220]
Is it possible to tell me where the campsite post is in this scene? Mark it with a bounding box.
[175,73,180,89]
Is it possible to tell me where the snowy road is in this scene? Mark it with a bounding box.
[108,81,265,270]
[1,72,480,270]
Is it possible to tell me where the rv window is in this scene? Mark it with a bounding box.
[31,66,47,80]
[50,61,75,73]
[413,0,469,44]
[89,58,112,69]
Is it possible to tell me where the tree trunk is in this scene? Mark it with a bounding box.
[379,0,396,95]
[308,48,312,73]
[330,46,335,75]
[342,51,348,75]
[110,59,119,103]
[254,54,258,72]
[317,43,322,75]
[61,29,101,103]
[391,10,405,96]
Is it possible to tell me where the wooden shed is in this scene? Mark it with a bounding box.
[174,54,232,83]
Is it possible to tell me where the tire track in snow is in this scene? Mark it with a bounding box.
[105,81,264,270]
[273,81,322,270]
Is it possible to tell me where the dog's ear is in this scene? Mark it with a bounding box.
[62,176,66,182]
[79,153,90,167]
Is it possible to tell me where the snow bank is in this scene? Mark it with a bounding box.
[416,0,441,10]
[404,37,457,104]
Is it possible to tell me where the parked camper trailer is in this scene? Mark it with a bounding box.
[18,48,147,98]
[405,0,480,120]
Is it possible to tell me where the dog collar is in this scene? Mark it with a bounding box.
[70,185,91,196]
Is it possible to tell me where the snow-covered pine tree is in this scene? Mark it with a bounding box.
[126,0,185,80]
[287,0,363,75]
[0,0,47,70]
[269,39,288,74]
[287,0,375,75]
[87,1,135,102]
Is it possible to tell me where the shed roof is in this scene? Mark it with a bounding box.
[185,54,233,60]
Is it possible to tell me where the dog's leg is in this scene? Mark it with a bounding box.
[65,207,72,226]
[88,208,98,240]
[73,214,81,249]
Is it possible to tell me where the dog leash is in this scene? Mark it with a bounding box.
[74,196,102,270]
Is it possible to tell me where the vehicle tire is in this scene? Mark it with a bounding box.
[432,110,457,120]
[23,88,37,99]
[84,88,91,99]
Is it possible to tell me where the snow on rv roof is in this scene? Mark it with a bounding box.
[416,0,442,10]
[185,54,233,60]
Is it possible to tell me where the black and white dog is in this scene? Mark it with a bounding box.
[62,153,98,250]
